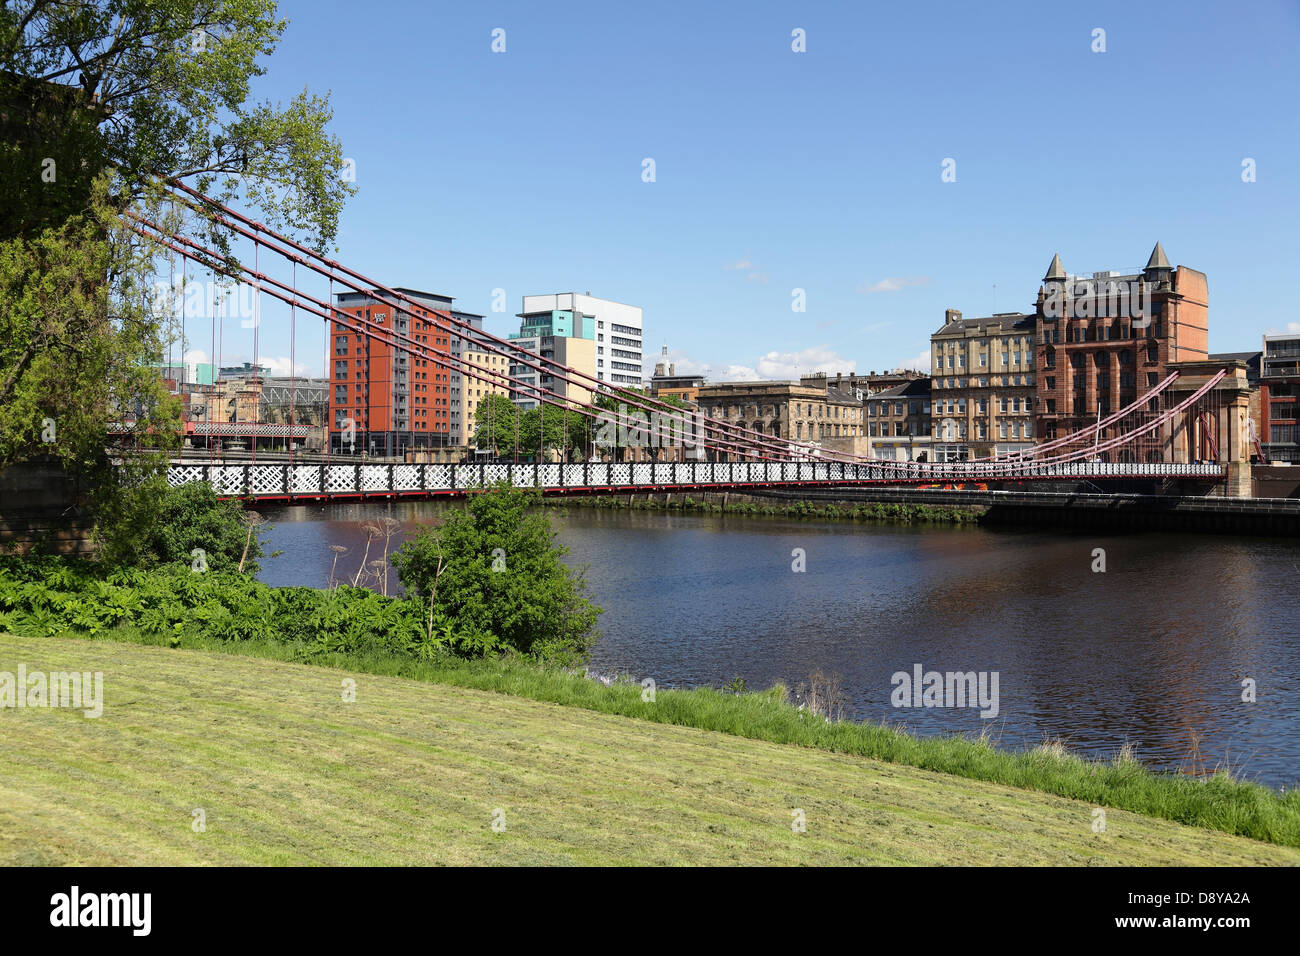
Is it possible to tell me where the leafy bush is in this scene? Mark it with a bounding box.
[393,483,601,662]
[0,552,508,663]
[133,482,264,572]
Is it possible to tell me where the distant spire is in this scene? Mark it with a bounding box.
[1044,253,1066,281]
[1145,242,1171,271]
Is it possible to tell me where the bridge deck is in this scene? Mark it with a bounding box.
[165,459,1226,501]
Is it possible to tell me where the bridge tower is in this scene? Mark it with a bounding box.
[1166,359,1253,496]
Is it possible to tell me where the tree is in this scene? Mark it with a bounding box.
[591,386,692,460]
[472,393,519,457]
[392,483,601,662]
[0,180,183,469]
[123,480,264,573]
[518,405,564,459]
[1,0,354,251]
[0,1,353,553]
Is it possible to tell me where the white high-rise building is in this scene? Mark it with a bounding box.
[515,293,644,397]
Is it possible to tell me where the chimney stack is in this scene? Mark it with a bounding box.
[945,309,962,324]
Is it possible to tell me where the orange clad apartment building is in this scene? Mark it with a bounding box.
[328,288,485,456]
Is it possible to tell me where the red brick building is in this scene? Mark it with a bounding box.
[1034,243,1209,444]
[328,289,452,456]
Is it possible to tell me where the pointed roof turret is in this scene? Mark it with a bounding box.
[1044,253,1066,281]
[1145,242,1171,271]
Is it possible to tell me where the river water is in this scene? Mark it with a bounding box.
[256,501,1300,789]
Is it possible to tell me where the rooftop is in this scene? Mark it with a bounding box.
[867,378,931,400]
[934,311,1034,336]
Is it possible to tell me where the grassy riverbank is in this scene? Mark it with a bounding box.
[544,493,983,525]
[2,633,1295,865]
[7,623,1299,852]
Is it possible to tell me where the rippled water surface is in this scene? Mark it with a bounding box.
[257,501,1300,788]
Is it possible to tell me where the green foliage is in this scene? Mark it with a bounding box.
[0,554,492,661]
[0,486,582,661]
[393,483,601,662]
[471,393,518,456]
[1,0,354,252]
[0,177,183,471]
[723,675,747,694]
[0,1,353,550]
[105,480,264,573]
[472,394,589,460]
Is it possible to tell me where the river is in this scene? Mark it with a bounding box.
[255,501,1300,789]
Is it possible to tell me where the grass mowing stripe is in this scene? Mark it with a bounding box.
[2,634,1296,866]
[104,629,1298,848]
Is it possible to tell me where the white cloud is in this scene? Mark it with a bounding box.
[714,364,761,382]
[655,349,710,377]
[656,346,858,383]
[756,346,856,381]
[857,275,931,294]
[723,256,769,283]
[894,348,932,374]
[260,355,312,378]
[649,348,757,382]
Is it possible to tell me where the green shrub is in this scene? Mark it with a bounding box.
[114,481,265,573]
[393,483,601,662]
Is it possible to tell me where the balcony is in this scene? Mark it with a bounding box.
[1263,361,1300,379]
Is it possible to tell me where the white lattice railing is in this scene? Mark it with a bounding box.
[162,459,1226,498]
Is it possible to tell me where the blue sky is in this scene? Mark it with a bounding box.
[191,0,1300,380]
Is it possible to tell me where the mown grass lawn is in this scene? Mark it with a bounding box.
[1,634,1295,866]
